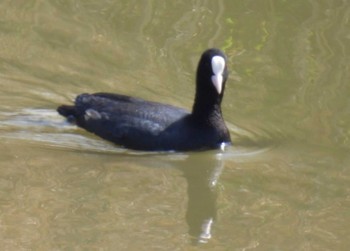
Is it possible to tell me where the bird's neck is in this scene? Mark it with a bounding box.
[191,97,223,122]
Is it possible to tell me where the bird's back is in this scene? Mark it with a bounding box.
[58,93,190,150]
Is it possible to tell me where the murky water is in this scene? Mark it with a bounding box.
[0,1,349,250]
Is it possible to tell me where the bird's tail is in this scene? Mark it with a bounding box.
[57,105,77,123]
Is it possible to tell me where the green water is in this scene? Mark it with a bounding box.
[0,1,349,250]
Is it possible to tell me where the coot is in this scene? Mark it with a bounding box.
[57,48,231,151]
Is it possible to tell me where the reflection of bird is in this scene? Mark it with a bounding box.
[183,152,224,244]
[57,48,231,151]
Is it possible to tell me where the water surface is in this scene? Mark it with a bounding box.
[0,1,349,250]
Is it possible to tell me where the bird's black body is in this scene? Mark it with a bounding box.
[57,48,231,151]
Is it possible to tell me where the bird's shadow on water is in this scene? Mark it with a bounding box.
[0,108,270,245]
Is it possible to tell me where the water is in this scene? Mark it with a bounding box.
[0,1,349,250]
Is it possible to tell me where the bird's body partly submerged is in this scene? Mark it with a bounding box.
[57,48,231,151]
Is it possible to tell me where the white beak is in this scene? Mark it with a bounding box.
[211,56,225,94]
[212,75,223,94]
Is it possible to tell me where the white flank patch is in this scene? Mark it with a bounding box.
[211,56,225,94]
[84,109,102,120]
